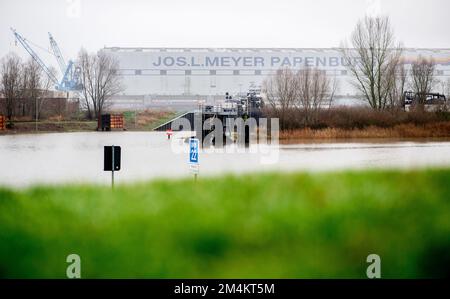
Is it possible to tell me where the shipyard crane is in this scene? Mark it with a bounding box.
[11,28,82,92]
[48,32,82,91]
[11,28,59,86]
[48,32,67,74]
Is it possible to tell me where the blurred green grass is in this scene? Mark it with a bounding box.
[0,169,449,278]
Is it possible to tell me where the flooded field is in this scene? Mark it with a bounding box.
[1,132,450,187]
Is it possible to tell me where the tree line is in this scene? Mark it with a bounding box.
[0,55,56,127]
[0,49,122,128]
[2,16,450,130]
[263,16,450,128]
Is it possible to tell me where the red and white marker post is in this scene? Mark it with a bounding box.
[166,129,173,139]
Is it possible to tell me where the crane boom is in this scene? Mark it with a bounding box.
[11,28,82,92]
[48,32,67,75]
[10,28,58,85]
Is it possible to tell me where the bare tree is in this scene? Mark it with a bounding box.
[410,56,436,107]
[263,67,337,127]
[297,68,335,124]
[22,59,57,122]
[327,72,339,109]
[37,66,57,120]
[445,78,450,111]
[0,53,23,127]
[299,68,334,119]
[262,68,298,127]
[78,49,122,120]
[24,60,49,118]
[341,16,403,110]
[446,78,450,100]
[387,63,407,109]
[23,59,41,112]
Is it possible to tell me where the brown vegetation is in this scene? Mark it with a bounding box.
[264,106,450,140]
[279,121,450,140]
[263,106,450,130]
[0,97,80,120]
[1,121,97,134]
[0,109,176,135]
[122,109,177,131]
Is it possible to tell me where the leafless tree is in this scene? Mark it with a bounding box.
[37,66,57,120]
[410,56,436,107]
[263,67,337,127]
[297,68,335,124]
[436,78,450,111]
[263,68,298,110]
[22,59,57,121]
[0,53,23,126]
[23,59,41,111]
[78,49,123,120]
[341,16,403,110]
[262,68,298,127]
[387,63,407,109]
[327,72,339,108]
[445,78,450,100]
[445,78,450,111]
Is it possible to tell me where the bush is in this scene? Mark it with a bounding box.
[262,107,449,130]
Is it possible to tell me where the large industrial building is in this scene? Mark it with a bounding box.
[102,47,450,109]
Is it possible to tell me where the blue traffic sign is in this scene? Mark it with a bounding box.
[189,138,199,164]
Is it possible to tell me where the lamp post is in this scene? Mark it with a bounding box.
[35,97,38,132]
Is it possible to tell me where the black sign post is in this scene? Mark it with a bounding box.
[104,145,121,188]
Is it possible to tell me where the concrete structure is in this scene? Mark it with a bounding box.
[102,47,450,109]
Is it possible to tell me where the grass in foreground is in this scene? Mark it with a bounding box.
[0,169,449,278]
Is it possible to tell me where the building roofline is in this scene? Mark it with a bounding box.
[102,47,450,51]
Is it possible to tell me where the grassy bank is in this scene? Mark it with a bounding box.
[1,169,449,278]
[266,107,450,139]
[264,107,450,129]
[0,110,177,135]
[0,120,98,134]
[122,110,177,131]
[280,121,450,139]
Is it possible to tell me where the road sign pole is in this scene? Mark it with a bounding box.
[189,138,200,181]
[104,145,121,188]
[111,145,115,188]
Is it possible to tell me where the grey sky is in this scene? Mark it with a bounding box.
[1,0,449,67]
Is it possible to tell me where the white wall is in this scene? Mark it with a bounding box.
[103,48,450,98]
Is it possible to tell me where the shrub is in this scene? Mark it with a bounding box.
[262,107,448,130]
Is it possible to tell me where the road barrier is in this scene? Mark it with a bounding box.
[99,114,125,131]
[0,115,5,130]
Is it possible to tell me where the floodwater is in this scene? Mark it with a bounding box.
[0,132,450,187]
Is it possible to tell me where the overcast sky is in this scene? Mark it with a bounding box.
[1,0,449,66]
